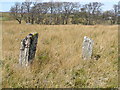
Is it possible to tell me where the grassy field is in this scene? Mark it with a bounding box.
[2,21,118,88]
[0,12,13,21]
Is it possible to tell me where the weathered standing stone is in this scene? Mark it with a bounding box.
[19,32,38,66]
[82,36,94,60]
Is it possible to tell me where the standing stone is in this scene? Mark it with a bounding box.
[82,36,94,60]
[19,32,38,66]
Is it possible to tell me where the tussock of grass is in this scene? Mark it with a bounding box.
[2,21,118,88]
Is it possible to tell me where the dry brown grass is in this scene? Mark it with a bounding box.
[2,21,118,88]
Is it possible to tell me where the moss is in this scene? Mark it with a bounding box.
[31,32,38,36]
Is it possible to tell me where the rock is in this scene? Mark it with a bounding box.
[19,32,38,66]
[26,23,31,25]
[82,36,94,60]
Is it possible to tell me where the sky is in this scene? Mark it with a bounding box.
[0,0,119,12]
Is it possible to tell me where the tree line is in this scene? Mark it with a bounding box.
[10,1,120,25]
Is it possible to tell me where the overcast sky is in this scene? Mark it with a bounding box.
[0,0,119,12]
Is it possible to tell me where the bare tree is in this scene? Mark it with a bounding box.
[48,2,54,25]
[33,3,49,24]
[11,1,120,25]
[84,2,103,25]
[113,4,119,24]
[22,2,32,23]
[52,2,63,24]
[62,2,80,24]
[10,2,24,24]
[29,6,36,24]
[102,10,115,24]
